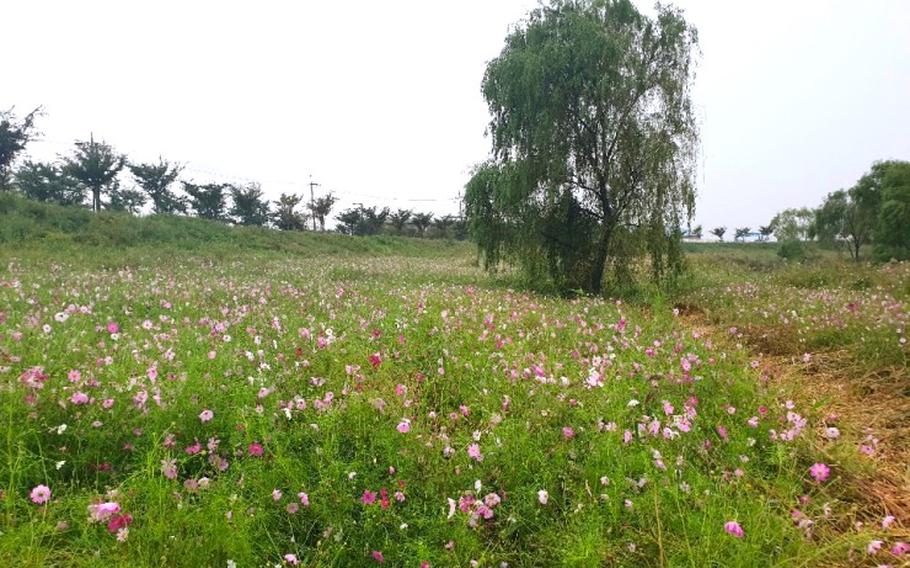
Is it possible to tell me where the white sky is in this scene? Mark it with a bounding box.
[5,0,909,231]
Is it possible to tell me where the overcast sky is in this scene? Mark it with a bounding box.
[5,0,909,231]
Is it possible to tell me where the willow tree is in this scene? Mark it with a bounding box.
[465,0,698,293]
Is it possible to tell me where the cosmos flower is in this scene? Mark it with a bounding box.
[537,489,549,505]
[809,463,830,483]
[724,521,744,538]
[30,484,51,504]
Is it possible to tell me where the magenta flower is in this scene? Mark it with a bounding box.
[298,492,310,507]
[199,409,214,422]
[396,420,411,434]
[892,541,910,555]
[562,427,576,440]
[106,513,133,534]
[371,550,384,563]
[30,484,51,504]
[724,520,744,538]
[361,490,377,505]
[106,321,119,334]
[248,442,264,457]
[467,443,483,462]
[284,553,300,565]
[809,463,830,483]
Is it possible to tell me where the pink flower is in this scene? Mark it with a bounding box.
[199,409,213,422]
[724,520,744,538]
[272,489,283,501]
[882,515,896,529]
[284,554,299,565]
[107,322,119,334]
[809,463,830,483]
[369,352,382,369]
[396,420,411,434]
[161,459,178,480]
[537,489,549,505]
[248,442,264,457]
[467,443,483,462]
[298,492,310,507]
[892,542,910,555]
[371,550,384,563]
[562,427,576,440]
[868,540,884,554]
[88,501,121,522]
[30,484,51,504]
[70,391,89,405]
[361,490,377,505]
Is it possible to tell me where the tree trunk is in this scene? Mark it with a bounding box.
[586,222,613,294]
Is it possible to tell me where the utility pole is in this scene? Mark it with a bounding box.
[308,175,320,231]
[457,190,463,218]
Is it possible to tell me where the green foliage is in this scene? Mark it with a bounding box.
[410,212,434,237]
[0,192,463,259]
[389,208,412,235]
[128,158,186,214]
[61,135,126,212]
[469,0,699,294]
[811,189,865,260]
[871,161,910,261]
[770,207,813,242]
[182,181,229,221]
[272,192,307,231]
[229,182,271,226]
[777,239,806,261]
[432,214,455,239]
[107,185,148,214]
[308,193,338,231]
[13,160,84,206]
[734,227,751,242]
[710,226,726,241]
[0,106,41,190]
[758,225,773,241]
[335,205,390,236]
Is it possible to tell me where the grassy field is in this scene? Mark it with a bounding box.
[1,208,908,566]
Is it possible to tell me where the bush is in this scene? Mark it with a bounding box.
[777,239,806,261]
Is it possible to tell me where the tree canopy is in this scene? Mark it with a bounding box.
[871,161,910,260]
[770,208,813,242]
[129,158,186,214]
[229,183,271,226]
[272,193,307,231]
[61,136,126,212]
[465,0,699,293]
[14,160,83,206]
[0,107,41,190]
[183,181,229,221]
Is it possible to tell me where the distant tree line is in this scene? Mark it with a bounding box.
[706,160,909,261]
[0,107,463,239]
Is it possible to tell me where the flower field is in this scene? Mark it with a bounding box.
[1,244,907,566]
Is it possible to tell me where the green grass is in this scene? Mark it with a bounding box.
[0,201,904,566]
